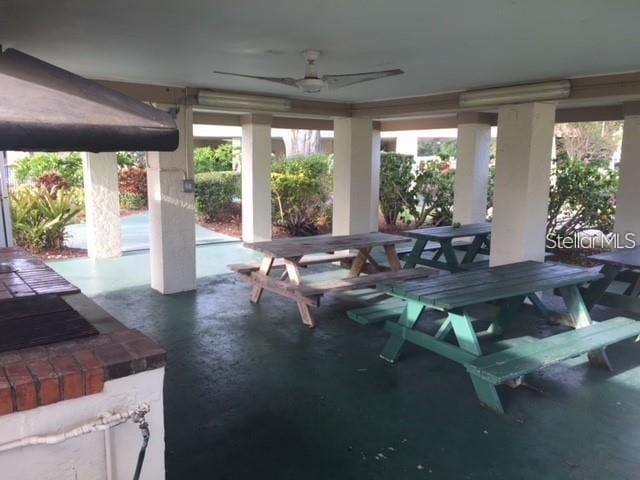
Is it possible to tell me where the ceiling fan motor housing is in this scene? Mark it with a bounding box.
[297,77,326,93]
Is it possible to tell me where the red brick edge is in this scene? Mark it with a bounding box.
[0,329,166,415]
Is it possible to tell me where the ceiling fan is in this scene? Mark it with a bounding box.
[213,50,404,94]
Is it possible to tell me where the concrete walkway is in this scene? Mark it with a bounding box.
[47,245,640,480]
[65,212,237,252]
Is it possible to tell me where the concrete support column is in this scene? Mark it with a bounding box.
[0,151,13,248]
[453,115,492,224]
[370,126,382,232]
[333,117,375,235]
[614,106,640,242]
[241,114,272,242]
[490,102,556,266]
[147,106,196,294]
[82,152,121,258]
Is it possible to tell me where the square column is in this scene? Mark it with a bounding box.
[453,116,492,224]
[147,106,196,294]
[614,107,640,242]
[370,126,382,232]
[82,152,121,258]
[490,102,556,266]
[241,114,272,242]
[0,151,13,248]
[333,118,376,235]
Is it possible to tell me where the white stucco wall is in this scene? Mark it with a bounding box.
[0,368,165,480]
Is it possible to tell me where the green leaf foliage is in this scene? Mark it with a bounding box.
[547,158,618,239]
[271,155,332,236]
[10,186,83,251]
[194,144,238,173]
[13,152,83,186]
[379,153,415,225]
[410,160,455,227]
[194,171,241,221]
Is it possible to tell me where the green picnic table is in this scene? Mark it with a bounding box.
[348,261,640,413]
[582,247,640,313]
[402,223,491,272]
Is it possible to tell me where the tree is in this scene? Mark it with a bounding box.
[379,153,415,225]
[282,130,322,157]
[555,121,622,163]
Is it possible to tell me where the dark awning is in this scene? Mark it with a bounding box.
[0,48,179,152]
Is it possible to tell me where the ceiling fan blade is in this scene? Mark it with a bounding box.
[322,69,404,89]
[213,71,299,88]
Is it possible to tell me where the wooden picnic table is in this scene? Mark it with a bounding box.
[582,247,640,312]
[347,261,640,413]
[229,233,436,328]
[402,223,491,271]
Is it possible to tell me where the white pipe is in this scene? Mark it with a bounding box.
[0,403,150,453]
[104,427,113,480]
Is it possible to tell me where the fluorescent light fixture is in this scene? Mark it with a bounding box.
[459,80,571,108]
[197,90,291,112]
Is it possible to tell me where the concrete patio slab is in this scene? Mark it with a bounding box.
[47,243,640,480]
[64,212,237,252]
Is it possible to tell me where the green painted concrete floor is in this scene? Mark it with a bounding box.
[48,246,640,480]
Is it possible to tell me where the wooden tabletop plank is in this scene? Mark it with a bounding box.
[433,271,600,309]
[589,247,640,269]
[404,223,491,240]
[384,261,601,309]
[244,232,410,258]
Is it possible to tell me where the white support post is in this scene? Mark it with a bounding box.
[370,126,381,232]
[614,108,640,244]
[490,102,556,266]
[332,118,376,235]
[0,151,13,248]
[453,117,492,224]
[82,152,121,258]
[241,114,272,243]
[147,106,196,294]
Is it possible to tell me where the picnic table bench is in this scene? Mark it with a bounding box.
[402,223,491,271]
[581,247,640,313]
[229,233,437,328]
[348,261,640,413]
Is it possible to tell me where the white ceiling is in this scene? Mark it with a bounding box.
[2,0,640,103]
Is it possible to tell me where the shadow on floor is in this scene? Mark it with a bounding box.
[81,269,640,480]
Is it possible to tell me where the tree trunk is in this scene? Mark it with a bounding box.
[283,129,322,157]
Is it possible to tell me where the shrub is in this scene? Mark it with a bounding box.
[379,153,415,225]
[410,160,455,227]
[194,171,241,221]
[13,152,83,186]
[547,158,618,239]
[10,186,83,251]
[118,166,147,194]
[120,192,147,210]
[116,151,146,169]
[194,144,237,173]
[36,172,70,193]
[271,155,332,235]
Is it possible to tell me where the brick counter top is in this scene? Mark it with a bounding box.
[0,327,166,415]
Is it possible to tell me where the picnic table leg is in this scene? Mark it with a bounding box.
[582,264,620,310]
[449,309,504,413]
[558,285,612,370]
[349,247,372,277]
[460,235,485,264]
[283,257,316,328]
[380,300,425,362]
[402,238,427,269]
[623,271,640,296]
[440,240,460,270]
[384,244,402,272]
[250,256,275,304]
[487,295,526,336]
